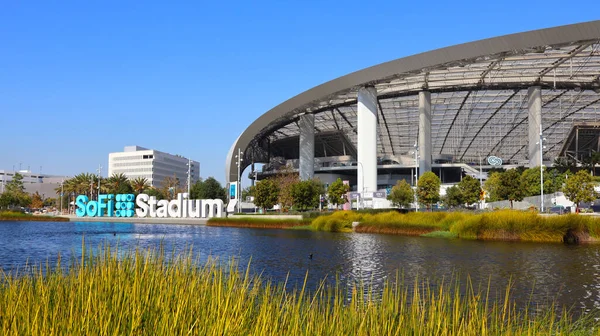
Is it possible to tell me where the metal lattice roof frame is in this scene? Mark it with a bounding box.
[226,21,600,183]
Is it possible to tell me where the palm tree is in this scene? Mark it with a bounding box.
[131,177,150,194]
[105,173,133,194]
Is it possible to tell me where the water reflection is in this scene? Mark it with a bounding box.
[0,221,599,311]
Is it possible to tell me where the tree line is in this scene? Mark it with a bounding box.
[249,166,349,212]
[0,172,227,211]
[386,167,598,210]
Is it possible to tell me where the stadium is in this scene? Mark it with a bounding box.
[225,21,600,208]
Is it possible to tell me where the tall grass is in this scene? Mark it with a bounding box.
[0,211,69,222]
[451,211,600,242]
[355,210,600,243]
[356,211,467,236]
[0,245,595,335]
[311,211,363,232]
[208,217,310,229]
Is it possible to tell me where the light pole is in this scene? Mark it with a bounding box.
[235,149,243,213]
[479,154,483,209]
[187,158,191,196]
[356,161,364,210]
[60,179,64,214]
[413,142,419,212]
[96,165,102,200]
[537,124,547,213]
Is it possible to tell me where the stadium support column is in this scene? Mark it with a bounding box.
[357,86,378,194]
[528,86,542,168]
[299,113,315,181]
[418,91,432,176]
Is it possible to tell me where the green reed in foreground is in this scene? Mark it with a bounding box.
[0,244,596,335]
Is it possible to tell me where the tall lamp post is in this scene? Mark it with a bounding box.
[235,149,243,214]
[187,158,191,196]
[60,179,64,215]
[356,161,364,210]
[413,142,419,212]
[537,125,547,212]
[96,165,102,200]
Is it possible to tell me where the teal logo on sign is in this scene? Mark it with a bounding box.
[76,194,136,217]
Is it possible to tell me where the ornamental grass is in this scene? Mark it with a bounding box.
[207,217,309,229]
[356,211,467,236]
[311,211,363,232]
[0,244,596,335]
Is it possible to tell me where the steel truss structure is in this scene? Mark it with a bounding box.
[226,21,600,183]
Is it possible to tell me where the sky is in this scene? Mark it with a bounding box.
[1,1,599,184]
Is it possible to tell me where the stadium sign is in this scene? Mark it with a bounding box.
[487,156,503,166]
[75,193,224,218]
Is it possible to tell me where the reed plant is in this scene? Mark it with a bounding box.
[207,217,310,229]
[0,211,69,222]
[356,211,467,236]
[0,244,595,335]
[311,210,363,232]
[450,211,600,242]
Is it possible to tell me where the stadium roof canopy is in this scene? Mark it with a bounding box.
[226,21,600,183]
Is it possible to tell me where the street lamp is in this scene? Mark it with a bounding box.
[96,164,102,200]
[235,149,243,213]
[413,142,419,212]
[356,161,364,210]
[186,158,191,196]
[536,125,547,213]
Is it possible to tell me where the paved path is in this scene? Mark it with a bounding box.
[60,215,208,225]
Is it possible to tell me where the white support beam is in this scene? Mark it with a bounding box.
[418,91,432,176]
[357,87,378,194]
[528,86,542,167]
[299,114,315,181]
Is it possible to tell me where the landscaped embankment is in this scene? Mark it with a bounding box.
[207,216,310,229]
[354,210,600,243]
[0,211,69,222]
[0,245,594,334]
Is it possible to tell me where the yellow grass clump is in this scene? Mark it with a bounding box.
[311,210,363,232]
[0,244,595,335]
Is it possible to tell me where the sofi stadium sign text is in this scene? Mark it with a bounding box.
[75,193,224,218]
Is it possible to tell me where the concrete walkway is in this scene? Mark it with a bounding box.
[61,215,208,225]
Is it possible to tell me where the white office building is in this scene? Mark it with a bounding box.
[108,146,200,188]
[0,169,68,197]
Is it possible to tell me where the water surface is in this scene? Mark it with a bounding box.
[1,221,599,313]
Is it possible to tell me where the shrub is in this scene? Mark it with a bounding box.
[311,211,363,232]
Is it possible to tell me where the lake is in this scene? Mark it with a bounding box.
[1,221,599,313]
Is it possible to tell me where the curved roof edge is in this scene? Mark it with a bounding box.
[226,20,600,183]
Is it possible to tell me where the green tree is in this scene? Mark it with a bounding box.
[417,172,441,210]
[443,185,463,208]
[545,168,566,194]
[457,175,480,205]
[387,179,414,208]
[5,173,25,194]
[290,179,324,211]
[563,170,597,208]
[274,165,298,212]
[498,169,524,209]
[241,186,256,200]
[144,187,166,200]
[190,177,226,202]
[519,167,542,197]
[327,178,349,208]
[30,192,44,209]
[484,172,503,202]
[105,173,133,195]
[131,177,150,194]
[254,179,279,211]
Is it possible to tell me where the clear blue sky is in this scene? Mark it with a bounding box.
[1,1,598,183]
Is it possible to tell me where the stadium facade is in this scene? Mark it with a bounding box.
[226,21,600,205]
